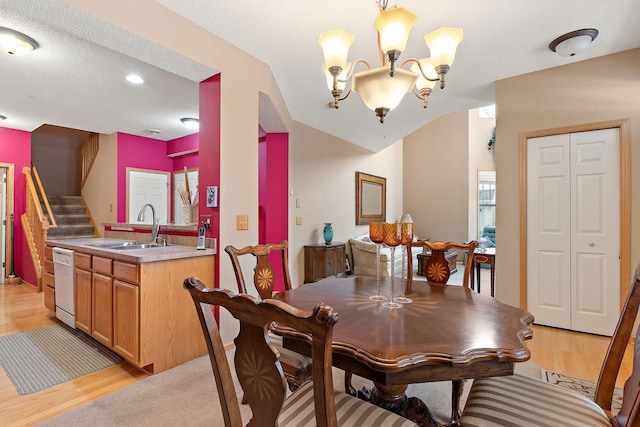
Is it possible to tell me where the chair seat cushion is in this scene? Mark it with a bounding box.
[268,332,312,369]
[460,373,611,427]
[278,381,416,426]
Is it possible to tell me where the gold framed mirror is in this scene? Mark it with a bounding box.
[355,171,386,224]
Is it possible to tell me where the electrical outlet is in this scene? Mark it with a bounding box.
[296,216,302,225]
[236,215,249,230]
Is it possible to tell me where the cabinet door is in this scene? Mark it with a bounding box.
[113,279,139,363]
[92,272,113,347]
[75,268,92,334]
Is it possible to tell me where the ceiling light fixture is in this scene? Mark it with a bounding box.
[0,26,39,55]
[180,117,199,131]
[0,115,6,121]
[549,28,598,57]
[126,74,144,84]
[319,0,462,123]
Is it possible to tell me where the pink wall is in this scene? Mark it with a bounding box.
[199,75,221,283]
[167,133,198,157]
[116,132,173,222]
[259,132,289,291]
[0,126,36,285]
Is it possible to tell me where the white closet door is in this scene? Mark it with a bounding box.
[570,129,619,335]
[527,129,620,336]
[527,134,572,329]
[127,169,170,224]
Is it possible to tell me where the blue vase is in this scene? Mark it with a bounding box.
[323,223,333,244]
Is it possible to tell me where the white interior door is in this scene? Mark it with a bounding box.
[527,129,620,335]
[127,169,170,225]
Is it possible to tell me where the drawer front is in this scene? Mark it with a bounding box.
[474,254,492,264]
[93,256,113,275]
[75,252,92,270]
[114,261,140,285]
[43,272,55,288]
[45,246,54,261]
[44,285,55,311]
[44,259,55,274]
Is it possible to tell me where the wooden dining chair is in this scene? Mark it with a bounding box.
[225,241,312,392]
[183,277,416,427]
[460,262,640,427]
[406,239,477,423]
[407,240,478,288]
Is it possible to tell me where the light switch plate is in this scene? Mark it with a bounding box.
[236,215,249,230]
[296,216,302,225]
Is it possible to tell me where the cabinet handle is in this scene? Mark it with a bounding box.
[588,242,595,247]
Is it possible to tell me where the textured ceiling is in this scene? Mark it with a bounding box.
[1,0,640,149]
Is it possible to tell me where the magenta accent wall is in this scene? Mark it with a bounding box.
[199,75,221,285]
[116,132,174,222]
[259,132,289,291]
[166,133,198,157]
[0,126,36,285]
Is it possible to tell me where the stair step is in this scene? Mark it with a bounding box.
[47,195,83,205]
[47,224,95,237]
[43,195,96,239]
[50,214,91,225]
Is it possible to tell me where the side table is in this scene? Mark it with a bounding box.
[303,242,346,283]
[470,247,495,296]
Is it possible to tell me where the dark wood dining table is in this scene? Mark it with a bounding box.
[273,275,533,427]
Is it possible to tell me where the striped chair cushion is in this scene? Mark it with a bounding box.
[460,373,611,427]
[278,381,416,426]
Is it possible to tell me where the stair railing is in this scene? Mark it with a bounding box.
[21,166,56,291]
[81,132,99,189]
[31,165,57,228]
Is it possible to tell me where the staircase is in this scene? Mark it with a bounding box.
[45,196,96,239]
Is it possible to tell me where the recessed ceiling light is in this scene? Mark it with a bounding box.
[146,128,162,134]
[180,117,199,130]
[126,74,144,84]
[0,27,39,55]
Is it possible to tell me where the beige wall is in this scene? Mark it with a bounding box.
[496,48,640,307]
[403,111,470,243]
[289,121,404,285]
[82,133,118,236]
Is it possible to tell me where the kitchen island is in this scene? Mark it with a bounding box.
[44,237,216,374]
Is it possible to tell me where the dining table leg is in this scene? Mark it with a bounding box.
[362,382,443,427]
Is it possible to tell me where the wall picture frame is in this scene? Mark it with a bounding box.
[355,171,386,225]
[206,185,218,208]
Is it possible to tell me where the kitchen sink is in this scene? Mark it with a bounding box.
[109,243,171,250]
[86,241,143,248]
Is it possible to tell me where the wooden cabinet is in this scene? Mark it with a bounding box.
[47,244,214,374]
[74,267,92,334]
[304,242,346,283]
[43,245,56,311]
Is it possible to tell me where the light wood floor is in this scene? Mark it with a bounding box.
[0,280,633,426]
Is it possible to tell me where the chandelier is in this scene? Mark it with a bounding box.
[319,1,463,123]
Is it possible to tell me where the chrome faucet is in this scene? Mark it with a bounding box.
[137,203,161,245]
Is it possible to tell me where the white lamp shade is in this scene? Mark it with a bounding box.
[424,27,463,67]
[319,29,355,70]
[400,213,413,223]
[323,62,351,91]
[352,66,418,111]
[410,58,438,91]
[553,35,593,57]
[374,6,417,54]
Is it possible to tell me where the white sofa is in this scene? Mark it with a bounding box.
[348,234,422,277]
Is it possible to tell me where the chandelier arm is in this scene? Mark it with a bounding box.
[339,59,372,83]
[411,87,423,100]
[337,87,352,102]
[400,58,439,82]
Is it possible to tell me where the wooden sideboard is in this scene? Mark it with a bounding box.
[304,242,346,283]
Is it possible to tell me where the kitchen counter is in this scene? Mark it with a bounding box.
[45,237,216,264]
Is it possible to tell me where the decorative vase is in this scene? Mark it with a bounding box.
[323,223,334,244]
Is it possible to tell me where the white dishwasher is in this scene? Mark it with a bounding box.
[53,247,75,328]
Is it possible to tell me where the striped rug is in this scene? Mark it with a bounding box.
[0,324,123,395]
[542,368,624,412]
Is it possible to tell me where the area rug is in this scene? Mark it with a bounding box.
[36,351,541,426]
[0,323,123,395]
[542,368,623,412]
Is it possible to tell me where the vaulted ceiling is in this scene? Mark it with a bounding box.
[2,0,639,151]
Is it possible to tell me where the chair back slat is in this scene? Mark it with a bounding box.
[408,240,477,288]
[596,263,640,425]
[183,276,339,427]
[225,241,292,299]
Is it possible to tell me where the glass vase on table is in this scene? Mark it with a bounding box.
[396,221,414,304]
[368,222,387,301]
[382,222,403,309]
